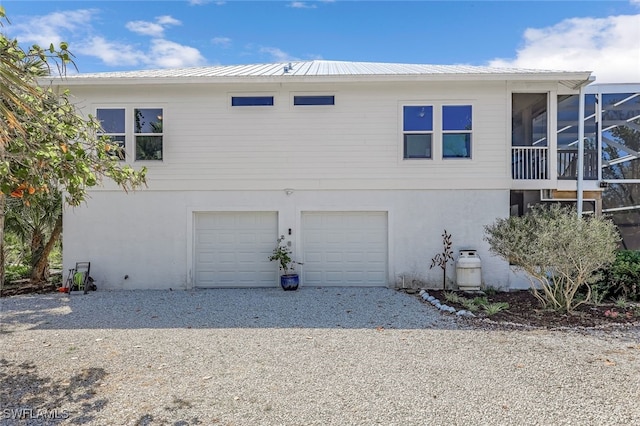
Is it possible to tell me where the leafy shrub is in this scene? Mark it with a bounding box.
[461,299,480,312]
[598,250,640,301]
[472,296,489,306]
[483,302,509,316]
[484,286,499,296]
[443,291,463,304]
[445,292,508,316]
[588,282,609,305]
[4,264,30,284]
[484,204,620,312]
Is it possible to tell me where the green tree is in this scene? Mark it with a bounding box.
[484,204,620,312]
[4,190,62,282]
[0,8,146,288]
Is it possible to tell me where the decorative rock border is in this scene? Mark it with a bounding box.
[419,289,476,318]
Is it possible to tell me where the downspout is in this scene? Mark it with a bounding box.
[577,84,585,216]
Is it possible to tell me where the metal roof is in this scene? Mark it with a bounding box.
[50,60,593,88]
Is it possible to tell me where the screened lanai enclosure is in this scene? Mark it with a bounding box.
[510,84,640,249]
[595,85,640,249]
[558,84,638,249]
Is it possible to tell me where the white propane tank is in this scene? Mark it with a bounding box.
[456,249,482,291]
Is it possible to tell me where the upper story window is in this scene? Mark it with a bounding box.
[134,108,163,161]
[294,95,335,106]
[96,107,163,162]
[97,108,126,160]
[442,105,472,159]
[403,106,433,159]
[231,96,274,106]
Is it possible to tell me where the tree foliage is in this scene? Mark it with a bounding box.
[0,8,146,286]
[484,204,620,312]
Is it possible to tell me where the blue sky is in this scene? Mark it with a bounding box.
[1,1,639,83]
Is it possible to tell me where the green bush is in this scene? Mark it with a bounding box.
[598,250,640,301]
[484,204,620,312]
[4,264,30,284]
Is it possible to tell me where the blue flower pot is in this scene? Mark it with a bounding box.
[280,274,299,291]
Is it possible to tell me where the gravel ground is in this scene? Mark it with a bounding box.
[1,287,639,425]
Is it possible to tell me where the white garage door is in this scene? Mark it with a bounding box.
[194,212,278,288]
[302,211,388,286]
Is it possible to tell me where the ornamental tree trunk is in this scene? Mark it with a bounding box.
[30,212,62,284]
[30,227,44,270]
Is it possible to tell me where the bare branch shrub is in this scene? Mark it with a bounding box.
[484,204,620,312]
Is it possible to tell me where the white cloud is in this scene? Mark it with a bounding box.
[149,39,206,68]
[13,9,205,70]
[259,47,298,62]
[10,9,96,48]
[77,36,144,67]
[126,16,181,38]
[488,14,640,83]
[189,0,225,5]
[212,37,232,48]
[77,37,205,69]
[9,10,202,69]
[75,13,202,69]
[289,2,317,9]
[126,21,165,37]
[157,15,181,26]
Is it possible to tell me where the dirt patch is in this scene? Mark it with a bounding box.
[424,289,640,329]
[0,281,58,297]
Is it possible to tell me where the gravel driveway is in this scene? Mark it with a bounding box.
[1,287,639,425]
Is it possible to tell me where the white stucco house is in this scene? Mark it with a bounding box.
[51,60,604,290]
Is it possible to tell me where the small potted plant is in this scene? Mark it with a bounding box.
[269,235,302,291]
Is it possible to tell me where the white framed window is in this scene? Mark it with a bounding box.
[401,103,473,161]
[442,105,472,159]
[95,106,164,162]
[96,108,126,160]
[403,105,433,159]
[134,108,163,161]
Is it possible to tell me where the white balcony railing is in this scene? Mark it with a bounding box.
[512,147,549,180]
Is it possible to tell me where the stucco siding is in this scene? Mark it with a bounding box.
[62,189,510,290]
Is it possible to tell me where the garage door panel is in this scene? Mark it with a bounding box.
[306,271,322,282]
[345,271,364,280]
[195,212,277,288]
[366,252,385,261]
[302,212,387,287]
[257,233,276,244]
[325,252,344,263]
[344,252,364,263]
[213,233,236,244]
[323,232,342,244]
[326,271,344,282]
[345,232,365,243]
[197,251,214,262]
[304,251,323,262]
